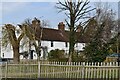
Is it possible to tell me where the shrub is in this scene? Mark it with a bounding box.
[48,49,67,62]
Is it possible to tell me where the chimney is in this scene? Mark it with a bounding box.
[32,18,41,29]
[58,22,65,30]
[76,26,83,32]
[76,27,81,32]
[32,18,40,32]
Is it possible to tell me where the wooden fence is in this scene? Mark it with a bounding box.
[0,61,120,79]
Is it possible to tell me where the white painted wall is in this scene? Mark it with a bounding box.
[1,40,85,59]
[41,41,69,52]
[2,47,13,58]
[36,41,85,59]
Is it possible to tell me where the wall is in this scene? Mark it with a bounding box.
[1,40,85,59]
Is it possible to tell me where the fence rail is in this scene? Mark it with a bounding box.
[0,61,120,79]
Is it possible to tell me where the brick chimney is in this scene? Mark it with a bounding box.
[58,22,65,30]
[76,26,83,32]
[32,17,41,30]
[76,27,81,32]
[32,18,41,32]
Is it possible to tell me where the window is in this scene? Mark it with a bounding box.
[76,43,78,47]
[51,41,53,47]
[65,42,68,47]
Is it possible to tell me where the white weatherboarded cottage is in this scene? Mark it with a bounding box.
[1,19,86,60]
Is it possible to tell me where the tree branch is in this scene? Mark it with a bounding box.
[56,0,70,11]
[65,19,70,27]
[18,32,24,42]
[75,0,89,19]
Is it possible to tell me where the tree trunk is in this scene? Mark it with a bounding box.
[68,27,75,62]
[68,41,75,62]
[37,40,41,61]
[35,46,41,61]
[13,45,20,63]
[68,53,72,62]
[37,49,41,61]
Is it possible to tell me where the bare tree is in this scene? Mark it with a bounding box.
[19,18,49,61]
[56,0,95,62]
[95,3,116,43]
[2,24,24,63]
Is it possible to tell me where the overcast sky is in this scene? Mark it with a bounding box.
[0,0,119,29]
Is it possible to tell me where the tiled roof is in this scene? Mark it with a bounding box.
[41,28,69,42]
[35,27,86,43]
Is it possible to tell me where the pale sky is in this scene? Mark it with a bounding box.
[0,0,119,29]
[1,2,67,28]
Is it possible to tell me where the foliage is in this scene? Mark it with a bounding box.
[83,22,109,62]
[83,17,118,62]
[70,51,87,62]
[83,3,118,62]
[48,49,87,62]
[48,49,67,62]
[108,33,120,53]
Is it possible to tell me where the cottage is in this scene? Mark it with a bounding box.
[28,19,86,60]
[1,19,87,60]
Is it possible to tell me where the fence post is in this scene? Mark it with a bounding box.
[0,63,2,79]
[38,61,40,78]
[4,62,8,79]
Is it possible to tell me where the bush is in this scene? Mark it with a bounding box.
[48,49,67,62]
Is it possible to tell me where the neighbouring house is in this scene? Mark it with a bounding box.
[1,18,87,60]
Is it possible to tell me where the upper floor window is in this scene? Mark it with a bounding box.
[65,42,68,47]
[51,41,53,47]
